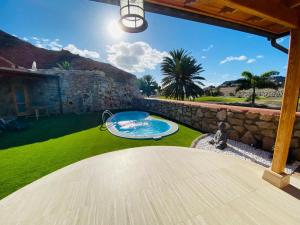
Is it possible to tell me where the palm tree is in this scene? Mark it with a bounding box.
[138,75,159,97]
[57,61,71,70]
[237,71,279,105]
[161,49,205,100]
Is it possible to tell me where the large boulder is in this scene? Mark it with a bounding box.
[241,131,256,145]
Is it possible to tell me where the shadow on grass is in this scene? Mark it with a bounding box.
[0,113,102,150]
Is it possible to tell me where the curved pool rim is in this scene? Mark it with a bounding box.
[106,111,178,139]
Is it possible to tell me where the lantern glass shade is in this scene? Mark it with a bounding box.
[119,0,148,33]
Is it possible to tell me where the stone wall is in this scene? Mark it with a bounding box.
[0,75,61,117]
[0,68,140,117]
[219,86,237,96]
[236,88,284,98]
[133,98,300,160]
[27,77,61,114]
[0,79,15,116]
[42,69,140,114]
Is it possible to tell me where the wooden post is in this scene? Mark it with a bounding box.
[263,29,300,188]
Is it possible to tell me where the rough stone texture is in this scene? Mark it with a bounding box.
[216,110,226,121]
[236,88,284,98]
[0,79,16,116]
[28,77,61,113]
[0,74,60,116]
[0,69,140,117]
[133,98,300,160]
[48,70,140,114]
[241,131,256,145]
[262,137,275,150]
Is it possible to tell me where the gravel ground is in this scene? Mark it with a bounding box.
[194,134,300,174]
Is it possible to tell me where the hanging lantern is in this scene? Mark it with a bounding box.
[119,0,148,33]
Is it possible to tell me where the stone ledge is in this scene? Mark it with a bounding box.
[262,169,290,188]
[134,98,300,160]
[145,98,286,116]
[190,134,210,148]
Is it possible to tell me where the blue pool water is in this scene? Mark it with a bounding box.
[107,111,178,139]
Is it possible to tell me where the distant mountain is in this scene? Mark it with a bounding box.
[270,76,285,86]
[219,76,285,88]
[219,79,245,87]
[0,30,135,82]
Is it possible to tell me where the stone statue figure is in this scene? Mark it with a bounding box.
[31,61,37,71]
[209,122,227,150]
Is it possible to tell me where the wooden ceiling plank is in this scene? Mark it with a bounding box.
[287,0,300,8]
[92,0,290,36]
[219,6,237,15]
[220,0,299,28]
[246,16,263,23]
[148,0,280,33]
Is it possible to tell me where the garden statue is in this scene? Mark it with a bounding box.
[31,61,37,71]
[209,122,227,150]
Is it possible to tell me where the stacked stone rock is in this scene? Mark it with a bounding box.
[134,98,300,160]
[41,69,140,114]
[236,88,284,98]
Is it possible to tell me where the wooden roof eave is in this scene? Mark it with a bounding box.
[0,67,59,79]
[92,0,290,39]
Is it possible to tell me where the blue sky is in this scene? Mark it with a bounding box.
[0,0,289,86]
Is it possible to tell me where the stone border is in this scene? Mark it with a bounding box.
[106,111,178,140]
[133,98,300,160]
[190,134,210,148]
[143,98,300,116]
[194,134,300,174]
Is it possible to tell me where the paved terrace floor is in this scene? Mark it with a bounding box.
[0,146,300,225]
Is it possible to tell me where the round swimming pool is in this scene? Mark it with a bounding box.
[106,111,178,139]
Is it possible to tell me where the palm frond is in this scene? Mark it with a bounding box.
[241,71,253,80]
[161,49,205,99]
[260,70,279,79]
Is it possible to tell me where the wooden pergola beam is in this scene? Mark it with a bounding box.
[263,29,300,188]
[221,0,299,28]
[287,0,300,8]
[92,0,285,38]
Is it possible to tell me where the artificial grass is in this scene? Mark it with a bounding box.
[0,113,201,199]
[194,96,246,103]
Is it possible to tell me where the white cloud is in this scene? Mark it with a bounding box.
[35,43,43,48]
[23,37,29,41]
[256,55,264,59]
[106,41,168,73]
[203,81,219,87]
[48,41,63,51]
[220,55,247,64]
[201,56,207,59]
[33,38,63,51]
[202,44,214,52]
[247,59,256,64]
[277,37,286,43]
[63,44,100,59]
[29,36,100,59]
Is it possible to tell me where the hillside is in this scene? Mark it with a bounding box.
[0,30,135,82]
[219,76,285,88]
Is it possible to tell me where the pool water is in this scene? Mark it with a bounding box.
[107,111,178,139]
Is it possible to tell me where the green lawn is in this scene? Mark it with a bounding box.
[0,113,201,199]
[194,96,246,103]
